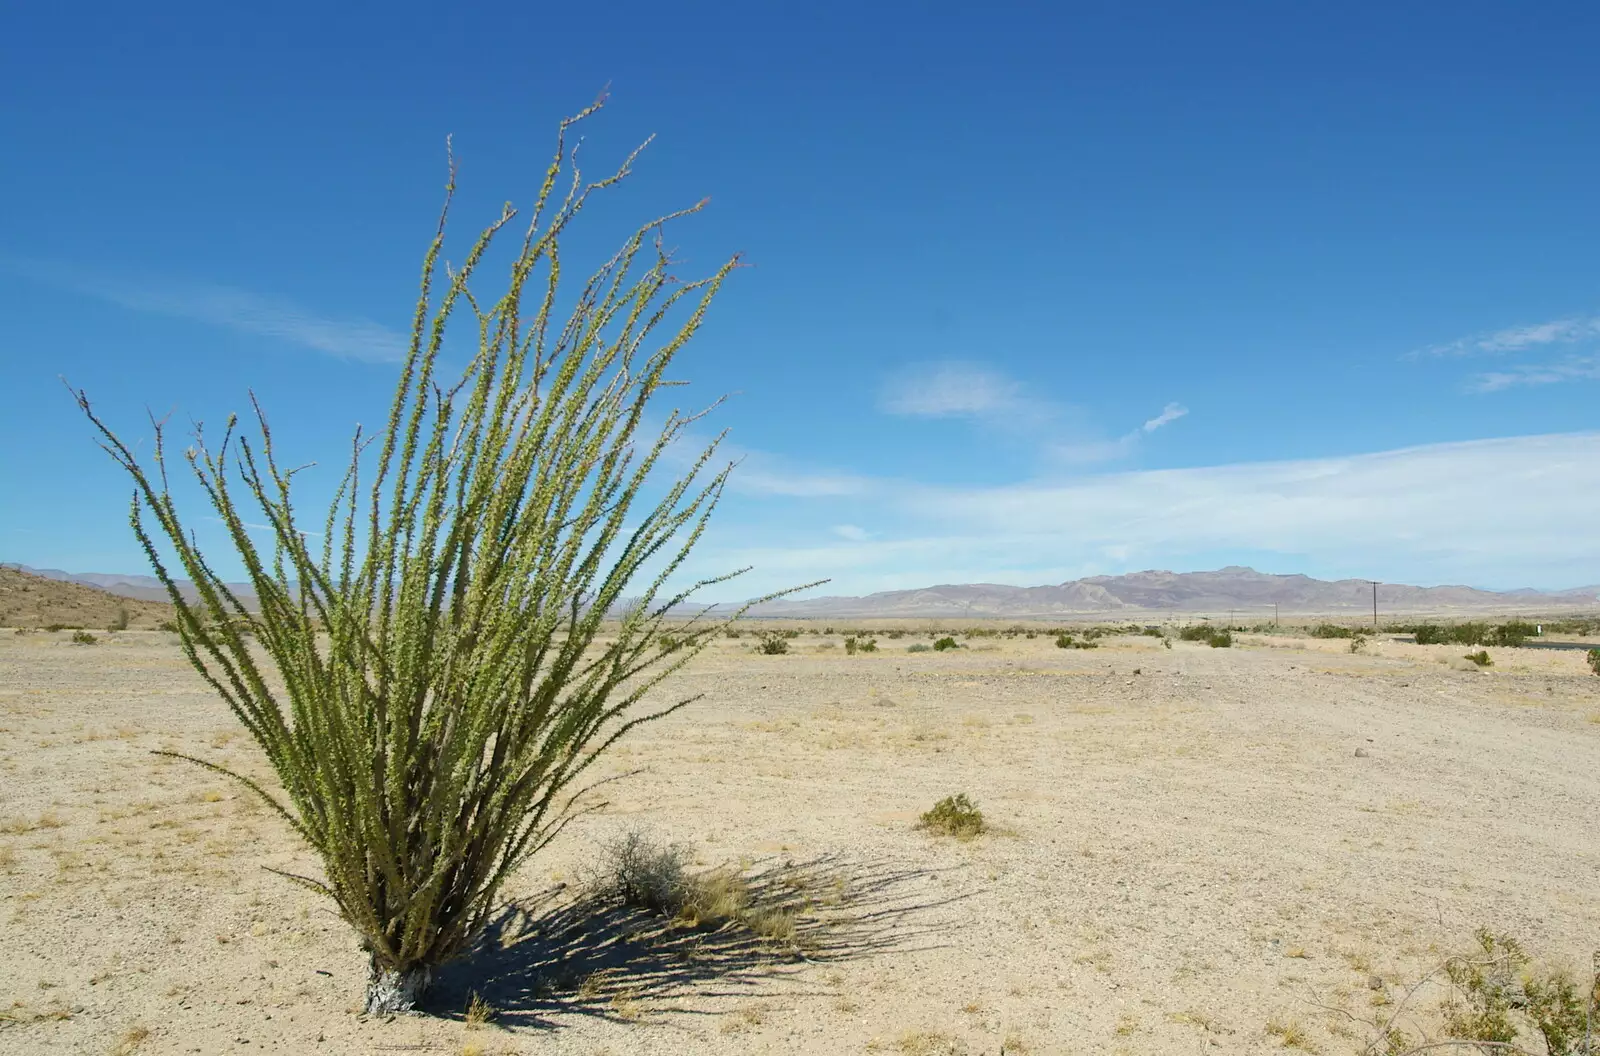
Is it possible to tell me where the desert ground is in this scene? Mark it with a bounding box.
[2,624,1598,1055]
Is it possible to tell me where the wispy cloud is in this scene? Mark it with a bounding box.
[880,361,1035,419]
[1468,354,1600,392]
[1045,401,1189,464]
[1140,401,1188,433]
[1420,315,1600,357]
[682,431,1600,597]
[3,258,408,363]
[881,360,1186,464]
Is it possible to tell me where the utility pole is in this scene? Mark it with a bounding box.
[1369,581,1379,628]
[1274,602,1279,628]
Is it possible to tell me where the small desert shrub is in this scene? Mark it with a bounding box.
[1463,650,1493,667]
[1491,621,1536,647]
[1412,624,1447,645]
[844,636,877,655]
[1349,633,1369,654]
[594,831,689,915]
[1310,623,1354,639]
[71,630,98,645]
[592,831,802,940]
[757,633,790,655]
[43,623,67,633]
[1415,622,1531,648]
[886,629,905,639]
[1140,625,1163,637]
[918,793,985,840]
[1429,930,1597,1056]
[108,606,130,632]
[932,636,959,652]
[725,628,742,639]
[157,620,178,633]
[1587,648,1600,676]
[907,643,931,653]
[1179,625,1231,647]
[1054,633,1073,649]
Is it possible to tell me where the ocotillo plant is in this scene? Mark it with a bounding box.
[74,100,785,1014]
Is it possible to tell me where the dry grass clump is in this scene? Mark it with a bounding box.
[463,991,494,1029]
[591,830,812,947]
[917,793,985,840]
[110,1024,152,1055]
[890,1029,967,1055]
[1266,1014,1314,1050]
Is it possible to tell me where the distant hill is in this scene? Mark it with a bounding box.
[744,566,1600,618]
[9,566,192,604]
[0,566,176,629]
[7,561,1597,622]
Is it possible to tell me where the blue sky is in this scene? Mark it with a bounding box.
[3,1,1599,597]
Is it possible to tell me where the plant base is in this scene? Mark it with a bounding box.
[364,962,432,1015]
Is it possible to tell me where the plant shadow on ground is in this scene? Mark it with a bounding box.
[428,853,959,1029]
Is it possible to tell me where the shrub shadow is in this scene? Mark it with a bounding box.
[428,852,961,1029]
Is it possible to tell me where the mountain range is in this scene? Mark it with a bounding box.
[743,566,1600,618]
[7,563,1597,619]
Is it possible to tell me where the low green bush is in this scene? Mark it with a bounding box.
[844,637,877,655]
[71,630,98,645]
[1178,624,1231,648]
[907,643,931,653]
[932,637,959,652]
[757,633,789,655]
[1585,648,1599,676]
[917,793,985,840]
[1463,650,1492,667]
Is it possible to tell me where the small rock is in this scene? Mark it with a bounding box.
[1354,747,1370,758]
[1132,668,1141,675]
[1368,974,1385,991]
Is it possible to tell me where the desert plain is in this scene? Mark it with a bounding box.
[2,622,1598,1055]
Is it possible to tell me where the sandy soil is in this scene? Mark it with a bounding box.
[2,628,1597,1055]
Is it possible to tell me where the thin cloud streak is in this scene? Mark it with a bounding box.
[1419,315,1600,357]
[1141,402,1188,432]
[882,359,1187,465]
[1468,355,1600,392]
[3,257,408,363]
